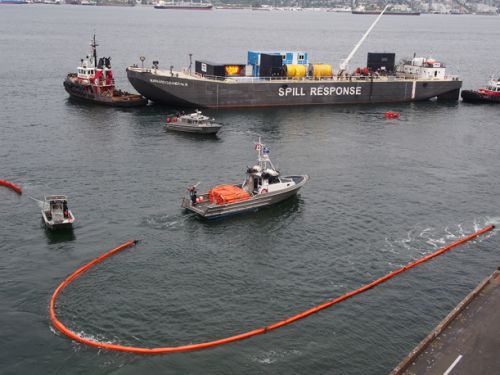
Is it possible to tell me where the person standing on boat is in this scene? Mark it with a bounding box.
[188,185,197,205]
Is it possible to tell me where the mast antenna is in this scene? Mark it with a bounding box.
[91,34,99,67]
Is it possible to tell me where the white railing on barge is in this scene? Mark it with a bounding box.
[128,66,460,83]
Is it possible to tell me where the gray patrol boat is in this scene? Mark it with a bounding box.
[127,6,461,109]
[181,139,308,219]
[165,110,222,134]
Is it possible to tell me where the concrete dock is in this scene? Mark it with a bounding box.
[391,268,500,375]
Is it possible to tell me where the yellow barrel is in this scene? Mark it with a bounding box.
[284,64,306,78]
[310,64,333,78]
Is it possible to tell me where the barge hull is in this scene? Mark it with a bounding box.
[127,68,462,109]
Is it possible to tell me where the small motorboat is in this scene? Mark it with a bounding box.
[165,110,222,134]
[461,77,500,103]
[41,195,75,230]
[181,138,308,219]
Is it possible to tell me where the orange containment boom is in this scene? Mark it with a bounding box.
[208,185,250,205]
[0,179,22,195]
[50,225,495,354]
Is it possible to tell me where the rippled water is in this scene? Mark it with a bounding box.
[0,6,499,374]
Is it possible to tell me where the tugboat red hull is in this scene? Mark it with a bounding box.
[64,77,147,107]
[461,89,500,104]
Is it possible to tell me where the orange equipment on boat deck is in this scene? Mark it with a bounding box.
[0,179,22,195]
[384,111,400,119]
[208,185,251,205]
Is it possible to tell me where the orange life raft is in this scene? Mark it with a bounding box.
[208,185,250,205]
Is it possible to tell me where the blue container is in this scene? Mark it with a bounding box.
[247,51,308,77]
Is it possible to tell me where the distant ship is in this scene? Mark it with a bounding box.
[154,1,213,10]
[0,0,29,4]
[352,6,420,15]
[126,7,460,109]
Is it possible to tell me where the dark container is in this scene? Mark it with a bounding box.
[260,53,283,77]
[195,60,246,77]
[367,53,396,73]
[195,60,225,77]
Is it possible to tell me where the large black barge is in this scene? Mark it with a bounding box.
[126,54,461,109]
[127,8,460,109]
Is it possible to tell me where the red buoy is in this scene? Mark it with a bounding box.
[384,111,400,119]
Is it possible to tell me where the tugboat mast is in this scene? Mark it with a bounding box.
[91,34,98,67]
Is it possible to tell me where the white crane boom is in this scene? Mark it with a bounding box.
[339,4,390,72]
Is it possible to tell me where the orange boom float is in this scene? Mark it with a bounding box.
[50,225,494,354]
[0,179,22,195]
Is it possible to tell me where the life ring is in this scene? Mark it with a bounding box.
[261,188,268,194]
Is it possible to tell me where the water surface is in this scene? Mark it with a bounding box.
[0,6,499,374]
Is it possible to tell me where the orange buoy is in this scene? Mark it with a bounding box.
[49,225,495,354]
[384,111,400,119]
[0,179,22,195]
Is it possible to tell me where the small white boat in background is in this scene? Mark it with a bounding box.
[165,110,222,134]
[41,195,75,230]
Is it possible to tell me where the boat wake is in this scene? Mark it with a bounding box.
[485,216,500,227]
[142,213,186,230]
[385,217,496,261]
[252,349,302,365]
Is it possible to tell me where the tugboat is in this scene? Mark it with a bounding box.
[165,110,222,134]
[461,77,500,103]
[41,195,75,230]
[181,139,308,219]
[64,35,147,107]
